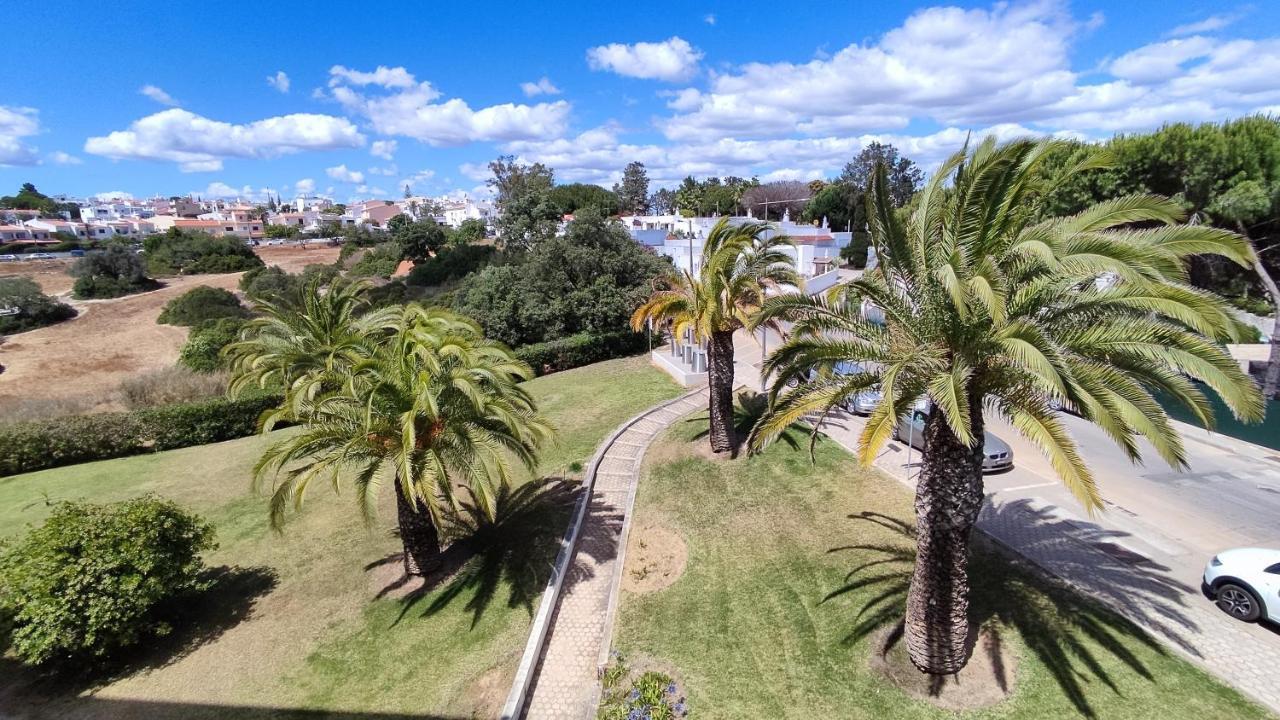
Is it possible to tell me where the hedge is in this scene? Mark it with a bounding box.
[0,393,282,477]
[515,330,650,376]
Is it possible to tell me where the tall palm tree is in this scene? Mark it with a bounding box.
[225,277,400,419]
[749,137,1263,675]
[631,218,798,452]
[252,305,552,575]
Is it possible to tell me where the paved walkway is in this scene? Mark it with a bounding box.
[521,391,705,719]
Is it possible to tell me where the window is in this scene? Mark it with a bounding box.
[225,226,234,232]
[1265,563,1280,575]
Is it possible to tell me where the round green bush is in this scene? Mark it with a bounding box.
[179,317,246,372]
[0,496,216,667]
[157,285,247,326]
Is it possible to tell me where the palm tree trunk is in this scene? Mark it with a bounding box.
[706,330,736,454]
[395,485,442,576]
[905,402,986,675]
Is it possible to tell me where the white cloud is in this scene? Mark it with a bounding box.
[704,14,716,25]
[370,139,397,160]
[329,65,417,88]
[0,106,40,166]
[661,3,1079,141]
[139,84,179,106]
[1109,37,1214,84]
[326,164,365,183]
[520,76,561,97]
[1168,11,1245,37]
[201,182,274,201]
[459,162,491,182]
[329,65,570,145]
[49,151,82,165]
[94,191,134,200]
[587,37,702,82]
[367,164,399,176]
[84,108,365,172]
[295,178,316,194]
[399,169,435,191]
[267,70,291,93]
[353,185,389,197]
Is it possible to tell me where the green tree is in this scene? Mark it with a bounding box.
[649,188,676,215]
[614,161,650,214]
[157,285,247,326]
[547,183,618,215]
[801,181,860,231]
[631,218,798,453]
[840,141,923,207]
[1208,179,1280,397]
[488,155,559,250]
[452,218,488,245]
[251,306,552,574]
[69,245,157,299]
[0,277,75,333]
[395,217,447,261]
[750,137,1263,675]
[453,209,671,346]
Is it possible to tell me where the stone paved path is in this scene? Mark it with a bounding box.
[521,391,705,719]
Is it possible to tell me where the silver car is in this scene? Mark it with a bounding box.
[892,407,1014,472]
[828,362,882,415]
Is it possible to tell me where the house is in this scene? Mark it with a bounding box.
[0,225,33,243]
[641,212,850,283]
[360,203,403,228]
[24,218,87,239]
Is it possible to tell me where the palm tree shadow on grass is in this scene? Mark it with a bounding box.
[376,479,581,629]
[689,390,803,456]
[824,506,1188,719]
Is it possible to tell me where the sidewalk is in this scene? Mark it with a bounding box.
[519,391,706,719]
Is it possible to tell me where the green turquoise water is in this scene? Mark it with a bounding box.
[1158,386,1280,452]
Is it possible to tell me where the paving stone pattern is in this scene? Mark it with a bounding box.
[522,392,705,719]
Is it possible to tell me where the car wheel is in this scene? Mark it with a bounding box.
[1215,583,1262,622]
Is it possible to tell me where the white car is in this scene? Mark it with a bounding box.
[1202,547,1280,623]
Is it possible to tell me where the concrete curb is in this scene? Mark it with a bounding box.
[499,388,703,720]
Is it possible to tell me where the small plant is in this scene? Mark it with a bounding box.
[0,495,216,668]
[598,653,689,719]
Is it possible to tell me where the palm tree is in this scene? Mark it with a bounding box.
[631,218,798,453]
[749,137,1263,675]
[252,305,552,575]
[225,277,400,419]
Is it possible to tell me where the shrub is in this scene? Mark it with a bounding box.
[120,366,228,408]
[239,265,296,302]
[69,245,158,299]
[406,244,494,287]
[0,496,216,667]
[157,285,247,326]
[515,330,649,376]
[0,277,76,333]
[348,242,402,278]
[179,318,246,373]
[143,229,263,275]
[0,392,281,476]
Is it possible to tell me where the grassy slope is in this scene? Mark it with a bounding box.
[615,418,1271,720]
[0,355,681,718]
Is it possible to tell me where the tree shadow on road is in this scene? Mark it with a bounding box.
[824,507,1182,718]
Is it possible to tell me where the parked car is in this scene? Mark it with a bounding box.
[69,248,86,257]
[30,252,55,260]
[0,254,17,262]
[892,406,1014,472]
[1202,547,1280,623]
[833,362,883,415]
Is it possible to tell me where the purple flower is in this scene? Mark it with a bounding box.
[666,682,678,695]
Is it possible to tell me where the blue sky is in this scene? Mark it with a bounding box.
[2,0,1278,202]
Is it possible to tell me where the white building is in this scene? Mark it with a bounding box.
[78,200,154,221]
[621,212,850,285]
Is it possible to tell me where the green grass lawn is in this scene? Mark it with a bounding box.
[613,416,1272,720]
[0,354,681,719]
